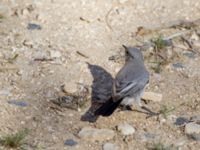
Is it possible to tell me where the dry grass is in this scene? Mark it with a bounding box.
[0,129,28,149]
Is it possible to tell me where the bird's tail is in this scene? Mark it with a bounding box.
[94,98,122,116]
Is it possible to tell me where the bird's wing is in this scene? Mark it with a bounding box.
[112,72,149,101]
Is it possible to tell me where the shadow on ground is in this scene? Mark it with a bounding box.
[81,63,113,122]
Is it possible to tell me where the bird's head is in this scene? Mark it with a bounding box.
[122,45,144,62]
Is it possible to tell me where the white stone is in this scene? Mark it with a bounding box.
[142,92,163,102]
[62,83,77,94]
[190,32,199,41]
[78,127,115,142]
[117,123,135,136]
[185,122,200,134]
[185,122,200,141]
[33,50,48,60]
[50,50,61,58]
[103,143,119,150]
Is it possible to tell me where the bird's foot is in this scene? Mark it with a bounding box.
[141,106,159,118]
[119,105,133,111]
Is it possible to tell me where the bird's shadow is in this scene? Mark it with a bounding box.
[81,63,113,122]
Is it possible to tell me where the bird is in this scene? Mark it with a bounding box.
[94,45,149,116]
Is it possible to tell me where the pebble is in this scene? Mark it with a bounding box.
[190,115,200,123]
[136,132,158,141]
[0,89,11,96]
[190,32,199,41]
[172,62,185,69]
[33,50,49,60]
[64,139,78,146]
[103,143,119,150]
[7,100,28,107]
[117,123,135,136]
[174,137,188,147]
[183,51,196,59]
[21,8,30,18]
[78,127,115,142]
[175,117,189,126]
[62,83,77,94]
[27,23,42,30]
[142,92,163,102]
[23,40,33,48]
[50,50,62,58]
[36,13,47,22]
[142,132,157,140]
[193,41,200,48]
[164,39,173,47]
[185,122,200,141]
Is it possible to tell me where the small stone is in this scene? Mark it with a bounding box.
[7,100,28,107]
[33,50,49,60]
[190,32,199,41]
[21,8,29,17]
[164,39,173,47]
[142,92,162,102]
[23,40,33,48]
[172,62,185,69]
[193,41,200,47]
[117,123,135,136]
[64,139,78,146]
[185,122,200,141]
[175,117,189,126]
[175,137,187,147]
[142,133,157,140]
[50,50,61,58]
[0,89,11,96]
[103,143,119,150]
[27,23,42,30]
[36,13,47,22]
[183,52,196,59]
[153,73,162,81]
[78,127,115,142]
[62,83,77,94]
[136,132,158,141]
[190,115,200,124]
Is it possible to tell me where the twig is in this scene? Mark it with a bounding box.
[181,36,200,54]
[76,51,89,58]
[80,17,90,23]
[164,30,192,40]
[181,36,193,49]
[105,1,121,31]
[105,6,113,31]
[34,58,54,61]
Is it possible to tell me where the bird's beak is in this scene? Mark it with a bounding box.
[122,44,128,51]
[122,44,129,55]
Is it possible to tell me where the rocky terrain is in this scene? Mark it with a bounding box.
[0,0,200,150]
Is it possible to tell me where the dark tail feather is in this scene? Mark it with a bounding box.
[94,98,122,117]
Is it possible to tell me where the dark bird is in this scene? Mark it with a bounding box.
[94,45,149,116]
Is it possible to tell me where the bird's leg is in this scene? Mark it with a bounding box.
[120,105,133,111]
[135,97,158,116]
[125,105,133,111]
[119,97,134,111]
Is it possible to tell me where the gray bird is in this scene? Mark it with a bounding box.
[95,45,149,116]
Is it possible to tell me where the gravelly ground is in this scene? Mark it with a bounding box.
[0,0,200,150]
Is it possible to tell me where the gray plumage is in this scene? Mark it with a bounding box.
[113,46,149,106]
[95,45,149,116]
